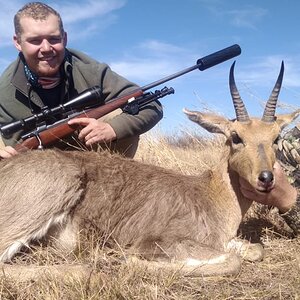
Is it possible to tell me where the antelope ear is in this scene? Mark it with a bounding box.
[276,109,300,130]
[183,108,231,135]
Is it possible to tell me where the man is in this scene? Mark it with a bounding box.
[0,2,163,158]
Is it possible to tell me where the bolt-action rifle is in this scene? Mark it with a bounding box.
[0,44,241,152]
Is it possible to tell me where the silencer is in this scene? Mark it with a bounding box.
[197,44,242,71]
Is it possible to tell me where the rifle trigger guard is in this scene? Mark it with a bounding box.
[34,133,44,150]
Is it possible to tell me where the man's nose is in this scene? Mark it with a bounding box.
[40,39,52,51]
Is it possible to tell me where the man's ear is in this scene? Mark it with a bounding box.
[63,31,67,47]
[13,35,22,52]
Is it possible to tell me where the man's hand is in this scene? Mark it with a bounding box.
[68,118,117,146]
[0,146,19,159]
[239,162,297,213]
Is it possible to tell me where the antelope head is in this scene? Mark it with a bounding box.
[184,61,300,193]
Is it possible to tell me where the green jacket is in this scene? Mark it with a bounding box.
[0,49,163,147]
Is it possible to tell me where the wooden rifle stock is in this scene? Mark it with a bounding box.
[14,88,143,152]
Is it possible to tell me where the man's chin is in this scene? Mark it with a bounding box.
[37,68,60,77]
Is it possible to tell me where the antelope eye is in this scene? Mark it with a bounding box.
[231,132,243,144]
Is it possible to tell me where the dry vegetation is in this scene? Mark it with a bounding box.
[0,131,299,300]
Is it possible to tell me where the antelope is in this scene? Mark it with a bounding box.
[0,61,299,279]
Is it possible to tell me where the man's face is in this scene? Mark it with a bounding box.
[14,14,67,77]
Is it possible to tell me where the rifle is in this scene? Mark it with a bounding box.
[0,44,241,152]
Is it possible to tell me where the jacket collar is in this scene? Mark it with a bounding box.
[11,55,29,97]
[10,51,74,107]
[11,50,73,96]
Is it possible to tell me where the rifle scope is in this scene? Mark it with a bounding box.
[0,86,102,138]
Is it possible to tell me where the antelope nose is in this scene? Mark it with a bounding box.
[258,170,274,184]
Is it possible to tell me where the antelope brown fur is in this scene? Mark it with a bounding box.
[0,61,299,278]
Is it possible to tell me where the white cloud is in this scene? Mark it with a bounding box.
[235,56,300,89]
[225,7,268,29]
[54,0,125,25]
[108,40,198,82]
[224,55,300,113]
[111,59,174,82]
[196,1,267,29]
[0,0,126,48]
[138,40,185,55]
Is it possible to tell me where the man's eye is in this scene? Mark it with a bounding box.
[49,37,62,44]
[27,37,62,45]
[28,39,42,45]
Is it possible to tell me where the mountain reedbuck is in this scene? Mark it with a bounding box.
[0,61,299,278]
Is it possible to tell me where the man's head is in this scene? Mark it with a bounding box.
[13,2,67,77]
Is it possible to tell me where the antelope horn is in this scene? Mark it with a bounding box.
[262,61,284,122]
[229,61,249,122]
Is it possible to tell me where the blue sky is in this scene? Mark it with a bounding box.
[1,0,300,135]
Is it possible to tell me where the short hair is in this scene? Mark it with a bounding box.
[14,2,64,38]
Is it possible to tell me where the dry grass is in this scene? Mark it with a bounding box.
[1,131,300,300]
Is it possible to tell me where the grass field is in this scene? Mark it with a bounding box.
[0,132,299,300]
